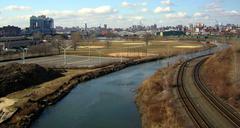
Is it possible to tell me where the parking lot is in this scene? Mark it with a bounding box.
[0,55,126,68]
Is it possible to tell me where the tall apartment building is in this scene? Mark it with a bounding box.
[28,15,55,35]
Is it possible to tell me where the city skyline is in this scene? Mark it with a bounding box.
[0,0,239,28]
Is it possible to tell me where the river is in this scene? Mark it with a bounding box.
[31,44,227,128]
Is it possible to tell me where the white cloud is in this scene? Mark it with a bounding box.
[154,7,171,13]
[193,12,209,17]
[193,12,210,20]
[141,8,148,12]
[205,2,240,18]
[37,10,76,19]
[121,1,147,8]
[205,2,223,13]
[36,6,117,19]
[166,12,187,19]
[224,10,240,16]
[132,16,144,20]
[4,5,32,11]
[78,6,117,15]
[121,1,137,8]
[93,6,117,14]
[161,0,174,6]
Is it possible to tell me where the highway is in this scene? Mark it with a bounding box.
[0,55,126,68]
[177,56,240,128]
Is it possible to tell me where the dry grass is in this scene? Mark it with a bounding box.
[201,43,240,110]
[136,64,190,128]
[66,40,208,58]
[108,52,156,57]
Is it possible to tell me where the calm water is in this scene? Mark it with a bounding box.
[31,44,226,128]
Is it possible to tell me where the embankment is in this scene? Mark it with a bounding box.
[135,64,192,128]
[201,47,240,111]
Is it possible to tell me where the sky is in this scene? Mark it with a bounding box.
[0,0,239,28]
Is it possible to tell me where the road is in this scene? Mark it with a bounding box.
[178,56,240,128]
[0,55,126,68]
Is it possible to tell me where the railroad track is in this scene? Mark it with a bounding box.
[193,58,240,128]
[177,58,212,128]
[177,56,240,128]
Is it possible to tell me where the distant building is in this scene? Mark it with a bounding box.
[0,26,22,37]
[0,36,40,50]
[104,24,107,30]
[157,31,185,37]
[85,23,88,31]
[28,15,55,35]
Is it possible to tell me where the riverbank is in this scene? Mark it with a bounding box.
[0,56,167,128]
[135,63,194,128]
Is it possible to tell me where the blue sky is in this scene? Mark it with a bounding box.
[0,0,239,28]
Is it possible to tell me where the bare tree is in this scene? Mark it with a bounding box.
[52,35,64,54]
[89,34,96,44]
[28,43,53,56]
[144,33,152,46]
[71,32,81,51]
[105,40,112,48]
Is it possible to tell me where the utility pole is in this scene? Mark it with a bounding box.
[21,48,28,64]
[22,49,25,64]
[98,50,102,65]
[61,45,72,66]
[63,48,67,65]
[167,42,170,67]
[120,48,123,62]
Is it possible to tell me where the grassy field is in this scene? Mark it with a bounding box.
[66,40,210,58]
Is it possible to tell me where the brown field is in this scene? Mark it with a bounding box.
[66,40,210,58]
[108,52,156,57]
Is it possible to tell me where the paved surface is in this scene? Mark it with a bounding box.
[182,58,235,128]
[0,55,126,68]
